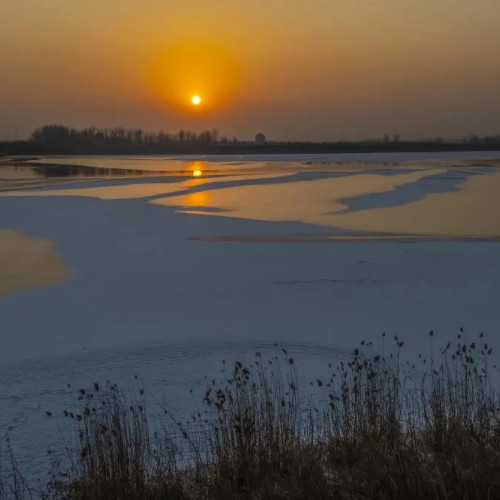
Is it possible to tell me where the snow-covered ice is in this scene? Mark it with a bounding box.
[1,152,500,479]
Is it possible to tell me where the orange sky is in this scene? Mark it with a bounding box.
[1,0,499,141]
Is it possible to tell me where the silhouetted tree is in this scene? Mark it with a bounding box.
[14,123,498,157]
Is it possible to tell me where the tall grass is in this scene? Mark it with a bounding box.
[5,332,500,499]
[322,334,500,498]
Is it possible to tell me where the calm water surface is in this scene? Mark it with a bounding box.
[3,153,500,238]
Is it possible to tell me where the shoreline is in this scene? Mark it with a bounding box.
[188,233,500,243]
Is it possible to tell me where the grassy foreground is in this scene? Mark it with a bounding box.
[3,333,500,499]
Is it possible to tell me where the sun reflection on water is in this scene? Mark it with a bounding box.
[188,161,205,178]
[183,175,210,208]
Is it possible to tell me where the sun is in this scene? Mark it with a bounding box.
[151,41,242,113]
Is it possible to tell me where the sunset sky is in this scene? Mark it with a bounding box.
[1,0,499,141]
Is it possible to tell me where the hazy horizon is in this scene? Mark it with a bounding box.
[2,0,499,142]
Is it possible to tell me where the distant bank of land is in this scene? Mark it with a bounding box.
[3,139,500,157]
[1,125,499,156]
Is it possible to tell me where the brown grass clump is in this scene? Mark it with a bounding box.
[322,333,500,499]
[46,382,188,499]
[198,354,326,498]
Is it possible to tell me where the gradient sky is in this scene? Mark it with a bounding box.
[1,0,499,141]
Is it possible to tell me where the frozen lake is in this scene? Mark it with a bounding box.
[1,152,500,479]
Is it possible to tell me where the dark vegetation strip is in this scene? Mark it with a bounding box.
[1,124,500,155]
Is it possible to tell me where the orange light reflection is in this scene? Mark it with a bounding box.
[184,176,210,208]
[188,161,206,177]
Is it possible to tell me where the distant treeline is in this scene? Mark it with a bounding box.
[1,124,500,156]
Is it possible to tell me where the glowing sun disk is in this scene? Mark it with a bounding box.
[191,95,201,105]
